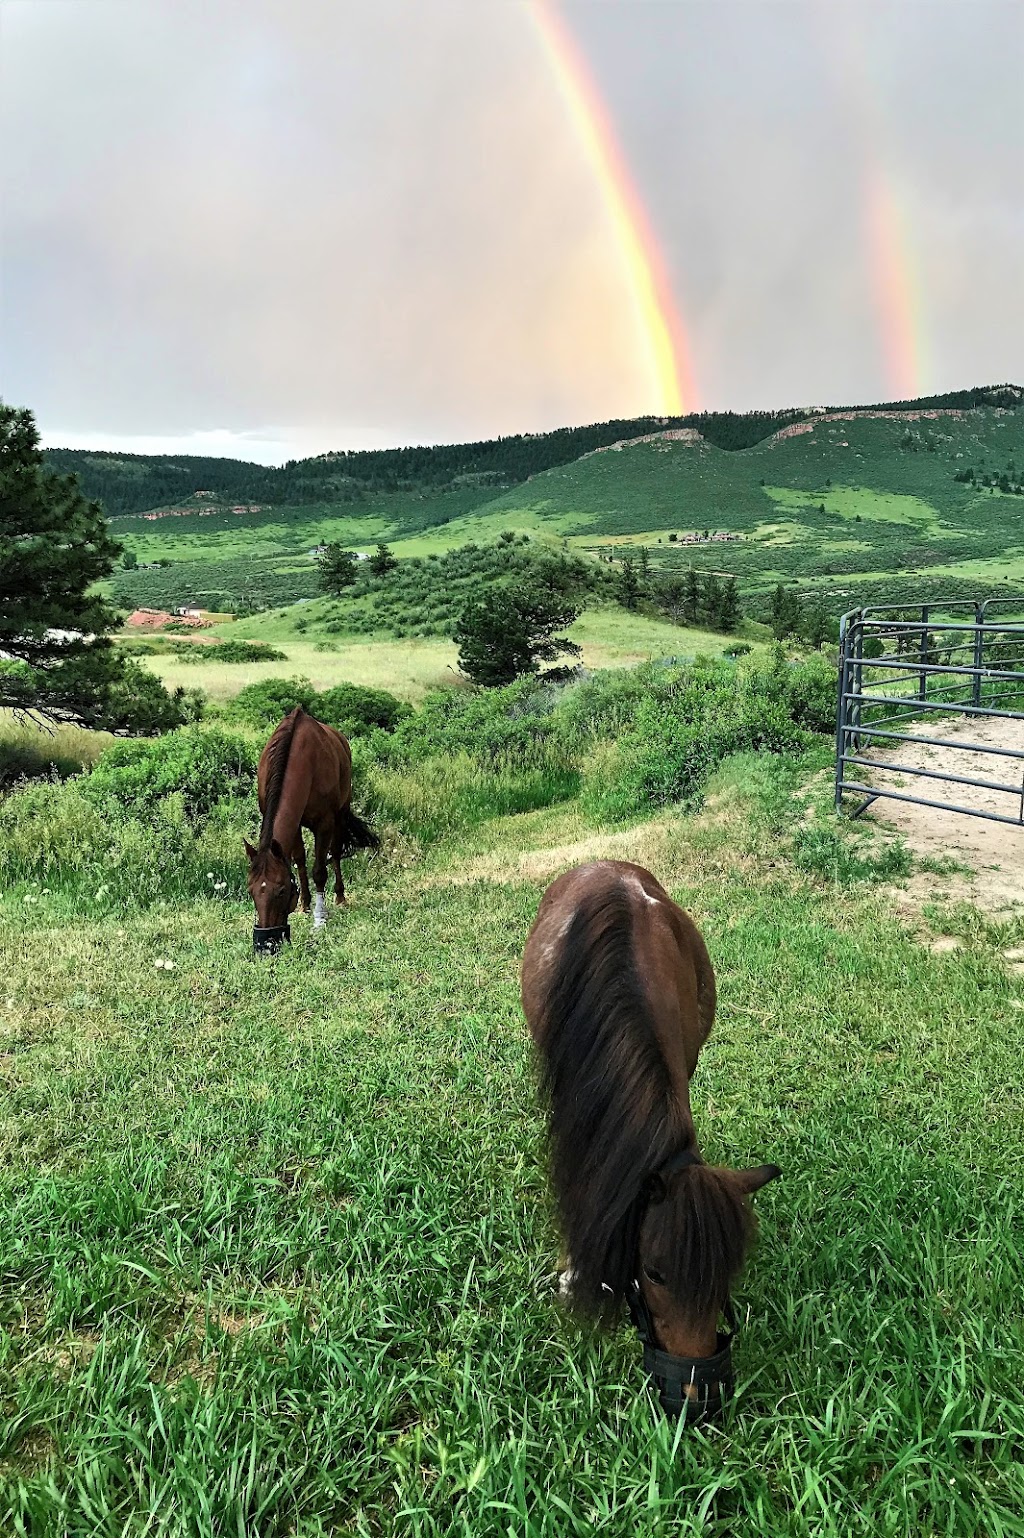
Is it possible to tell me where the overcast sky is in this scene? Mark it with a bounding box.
[2,0,1021,464]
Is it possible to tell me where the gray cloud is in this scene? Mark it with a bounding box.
[2,0,1021,461]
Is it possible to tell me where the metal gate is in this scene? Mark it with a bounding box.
[835,599,1024,825]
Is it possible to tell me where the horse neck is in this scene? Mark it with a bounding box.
[263,783,304,855]
[259,715,308,853]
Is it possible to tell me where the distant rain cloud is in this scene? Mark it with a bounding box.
[2,0,1021,462]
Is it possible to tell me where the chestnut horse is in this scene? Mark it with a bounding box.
[521,860,779,1417]
[244,707,378,951]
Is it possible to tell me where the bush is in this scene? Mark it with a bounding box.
[316,683,411,737]
[83,727,258,823]
[581,654,830,821]
[378,677,563,766]
[171,639,287,664]
[228,677,321,730]
[227,676,409,737]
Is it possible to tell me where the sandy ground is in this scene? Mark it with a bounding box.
[851,713,1024,916]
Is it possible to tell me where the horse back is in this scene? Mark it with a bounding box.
[522,859,715,1084]
[257,709,352,829]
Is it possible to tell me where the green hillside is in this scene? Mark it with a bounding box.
[52,385,1023,623]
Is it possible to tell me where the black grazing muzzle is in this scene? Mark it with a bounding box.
[253,922,291,955]
[625,1276,735,1421]
[624,1146,736,1423]
[251,871,299,954]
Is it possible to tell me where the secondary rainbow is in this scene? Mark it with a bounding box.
[863,168,927,402]
[529,0,699,416]
[814,1,929,400]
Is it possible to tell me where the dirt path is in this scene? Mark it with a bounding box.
[857,714,1024,915]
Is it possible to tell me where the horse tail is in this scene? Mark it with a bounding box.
[534,883,680,1318]
[335,802,380,858]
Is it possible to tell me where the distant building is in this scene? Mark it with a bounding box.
[125,607,206,630]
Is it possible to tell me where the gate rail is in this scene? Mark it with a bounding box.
[835,598,1024,826]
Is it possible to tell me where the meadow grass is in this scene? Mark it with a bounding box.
[2,763,1023,1535]
[135,638,463,704]
[134,614,748,704]
[0,714,110,787]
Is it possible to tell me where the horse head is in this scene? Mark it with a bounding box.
[244,838,298,947]
[635,1158,780,1363]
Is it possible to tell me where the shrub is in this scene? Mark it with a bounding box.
[227,676,409,737]
[316,684,411,737]
[171,639,287,664]
[379,677,562,766]
[83,727,258,823]
[228,677,321,730]
[581,654,828,821]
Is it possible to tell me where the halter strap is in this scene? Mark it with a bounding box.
[656,1145,703,1179]
[624,1141,738,1418]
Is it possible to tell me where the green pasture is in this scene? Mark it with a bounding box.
[763,485,941,529]
[129,611,750,704]
[2,744,1023,1534]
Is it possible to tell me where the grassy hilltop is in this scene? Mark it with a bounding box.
[48,385,1024,629]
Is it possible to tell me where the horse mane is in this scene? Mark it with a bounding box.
[258,707,303,851]
[535,881,751,1320]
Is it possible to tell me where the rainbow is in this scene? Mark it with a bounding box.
[814,2,929,400]
[863,168,927,402]
[529,0,699,415]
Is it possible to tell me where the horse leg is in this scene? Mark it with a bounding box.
[312,828,330,929]
[292,832,311,912]
[332,811,347,905]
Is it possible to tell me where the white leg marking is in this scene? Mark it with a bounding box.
[313,890,327,928]
[558,1266,577,1298]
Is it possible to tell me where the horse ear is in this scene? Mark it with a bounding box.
[243,838,257,862]
[734,1163,781,1195]
[270,838,285,861]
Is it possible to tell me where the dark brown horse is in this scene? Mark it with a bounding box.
[244,706,378,951]
[521,859,778,1416]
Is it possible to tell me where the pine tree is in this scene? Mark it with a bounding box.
[701,573,723,627]
[452,585,581,686]
[637,545,650,585]
[317,543,359,595]
[0,403,184,731]
[770,583,802,641]
[803,600,830,649]
[619,554,640,610]
[717,576,741,633]
[368,542,397,577]
[683,567,700,625]
[657,575,686,624]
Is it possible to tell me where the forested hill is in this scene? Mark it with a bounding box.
[43,411,806,517]
[44,384,1021,519]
